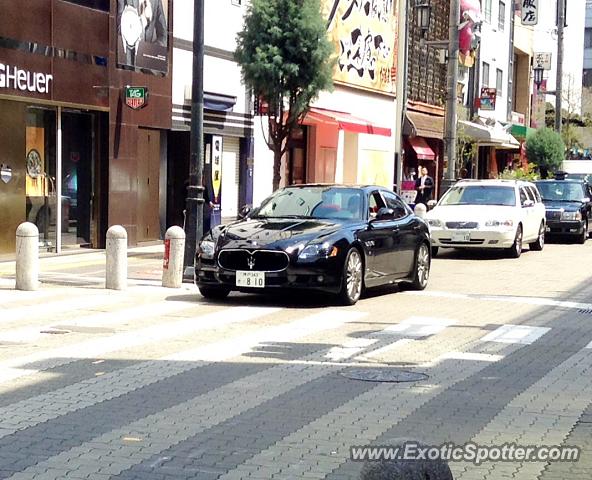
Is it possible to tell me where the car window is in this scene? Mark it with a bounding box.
[524,186,536,202]
[528,186,542,203]
[440,185,516,206]
[369,191,386,219]
[519,187,529,206]
[381,191,408,220]
[536,182,587,202]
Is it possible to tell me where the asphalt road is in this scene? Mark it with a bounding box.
[0,240,591,479]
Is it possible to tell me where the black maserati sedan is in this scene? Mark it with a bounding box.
[195,184,431,305]
[535,178,592,244]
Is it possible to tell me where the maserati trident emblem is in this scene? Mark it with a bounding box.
[247,256,256,270]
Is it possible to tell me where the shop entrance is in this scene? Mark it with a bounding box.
[137,128,161,242]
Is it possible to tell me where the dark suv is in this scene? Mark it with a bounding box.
[535,177,592,243]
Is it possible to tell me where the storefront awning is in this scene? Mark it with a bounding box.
[510,124,536,141]
[409,137,436,160]
[458,120,520,149]
[404,111,445,139]
[305,107,391,137]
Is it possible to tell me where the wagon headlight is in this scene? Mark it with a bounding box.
[298,242,339,260]
[485,219,514,228]
[561,211,582,221]
[427,219,443,228]
[198,240,216,259]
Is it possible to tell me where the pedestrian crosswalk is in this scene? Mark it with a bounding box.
[0,284,589,480]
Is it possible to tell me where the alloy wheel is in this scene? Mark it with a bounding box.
[515,228,523,256]
[416,244,430,288]
[346,249,363,302]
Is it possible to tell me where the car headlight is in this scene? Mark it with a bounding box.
[427,219,444,228]
[298,242,339,260]
[561,211,582,221]
[485,220,514,227]
[198,240,216,259]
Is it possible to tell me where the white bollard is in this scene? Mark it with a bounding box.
[106,225,127,290]
[162,226,186,288]
[15,222,39,291]
[414,203,427,219]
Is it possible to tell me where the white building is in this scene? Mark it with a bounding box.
[583,0,592,115]
[170,0,254,225]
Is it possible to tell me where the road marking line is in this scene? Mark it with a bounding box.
[435,351,504,362]
[0,299,207,343]
[404,290,592,311]
[325,338,378,361]
[1,314,366,480]
[355,338,416,360]
[379,316,456,337]
[480,324,550,345]
[0,306,281,385]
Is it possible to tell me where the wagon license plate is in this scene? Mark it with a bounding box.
[451,232,471,242]
[236,271,265,288]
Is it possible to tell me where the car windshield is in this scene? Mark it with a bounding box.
[439,185,516,206]
[254,186,365,220]
[535,182,586,202]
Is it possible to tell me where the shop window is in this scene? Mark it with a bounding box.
[496,69,503,98]
[482,62,490,88]
[62,0,109,11]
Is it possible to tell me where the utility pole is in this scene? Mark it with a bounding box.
[183,0,205,275]
[555,0,565,133]
[394,0,408,193]
[443,0,460,189]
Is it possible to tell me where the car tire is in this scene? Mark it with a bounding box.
[338,247,363,306]
[199,285,231,300]
[578,220,588,244]
[507,225,523,259]
[529,222,545,251]
[431,246,439,257]
[409,243,430,290]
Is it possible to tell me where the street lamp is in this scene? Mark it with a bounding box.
[414,0,431,34]
[533,67,544,89]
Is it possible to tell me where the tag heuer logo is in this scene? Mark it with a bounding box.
[124,86,148,110]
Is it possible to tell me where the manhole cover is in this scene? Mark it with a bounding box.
[341,368,428,383]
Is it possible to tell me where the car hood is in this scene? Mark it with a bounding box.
[542,201,582,212]
[215,217,349,250]
[427,205,518,222]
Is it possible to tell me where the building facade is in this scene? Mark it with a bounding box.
[0,0,172,258]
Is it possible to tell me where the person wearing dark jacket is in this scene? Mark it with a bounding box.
[415,167,434,205]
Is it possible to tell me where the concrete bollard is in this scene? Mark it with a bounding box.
[162,226,186,288]
[414,203,427,219]
[106,225,127,290]
[15,222,39,291]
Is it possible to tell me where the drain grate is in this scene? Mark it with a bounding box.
[341,368,428,383]
[578,309,592,315]
[40,329,71,335]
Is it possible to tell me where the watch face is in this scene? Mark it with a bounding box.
[26,149,42,178]
[121,6,143,49]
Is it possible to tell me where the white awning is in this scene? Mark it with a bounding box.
[458,120,520,149]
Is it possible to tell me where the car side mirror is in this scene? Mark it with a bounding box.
[583,197,590,202]
[238,204,252,219]
[522,200,535,208]
[374,207,395,221]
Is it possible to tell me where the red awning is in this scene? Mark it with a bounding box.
[409,137,436,160]
[304,107,392,137]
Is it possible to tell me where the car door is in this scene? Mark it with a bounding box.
[519,186,537,240]
[362,190,400,279]
[381,190,417,275]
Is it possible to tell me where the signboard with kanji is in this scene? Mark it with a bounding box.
[521,0,538,25]
[533,52,552,70]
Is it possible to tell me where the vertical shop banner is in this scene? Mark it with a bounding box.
[323,0,398,94]
[211,136,223,203]
[117,0,169,72]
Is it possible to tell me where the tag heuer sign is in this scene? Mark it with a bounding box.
[124,86,148,110]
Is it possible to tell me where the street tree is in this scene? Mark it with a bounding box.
[525,127,565,178]
[235,0,334,191]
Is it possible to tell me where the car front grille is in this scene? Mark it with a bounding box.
[218,249,290,272]
[445,221,479,229]
[546,211,562,221]
[439,238,485,245]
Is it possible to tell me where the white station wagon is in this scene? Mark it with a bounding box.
[425,180,546,258]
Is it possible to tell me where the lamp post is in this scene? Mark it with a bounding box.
[183,0,205,277]
[533,67,544,89]
[413,0,460,192]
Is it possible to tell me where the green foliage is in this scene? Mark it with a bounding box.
[235,0,334,189]
[525,128,565,178]
[561,124,583,151]
[497,163,540,181]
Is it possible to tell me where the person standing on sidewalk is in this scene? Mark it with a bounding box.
[415,167,434,205]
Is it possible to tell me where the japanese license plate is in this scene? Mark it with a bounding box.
[451,232,471,242]
[236,271,265,288]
